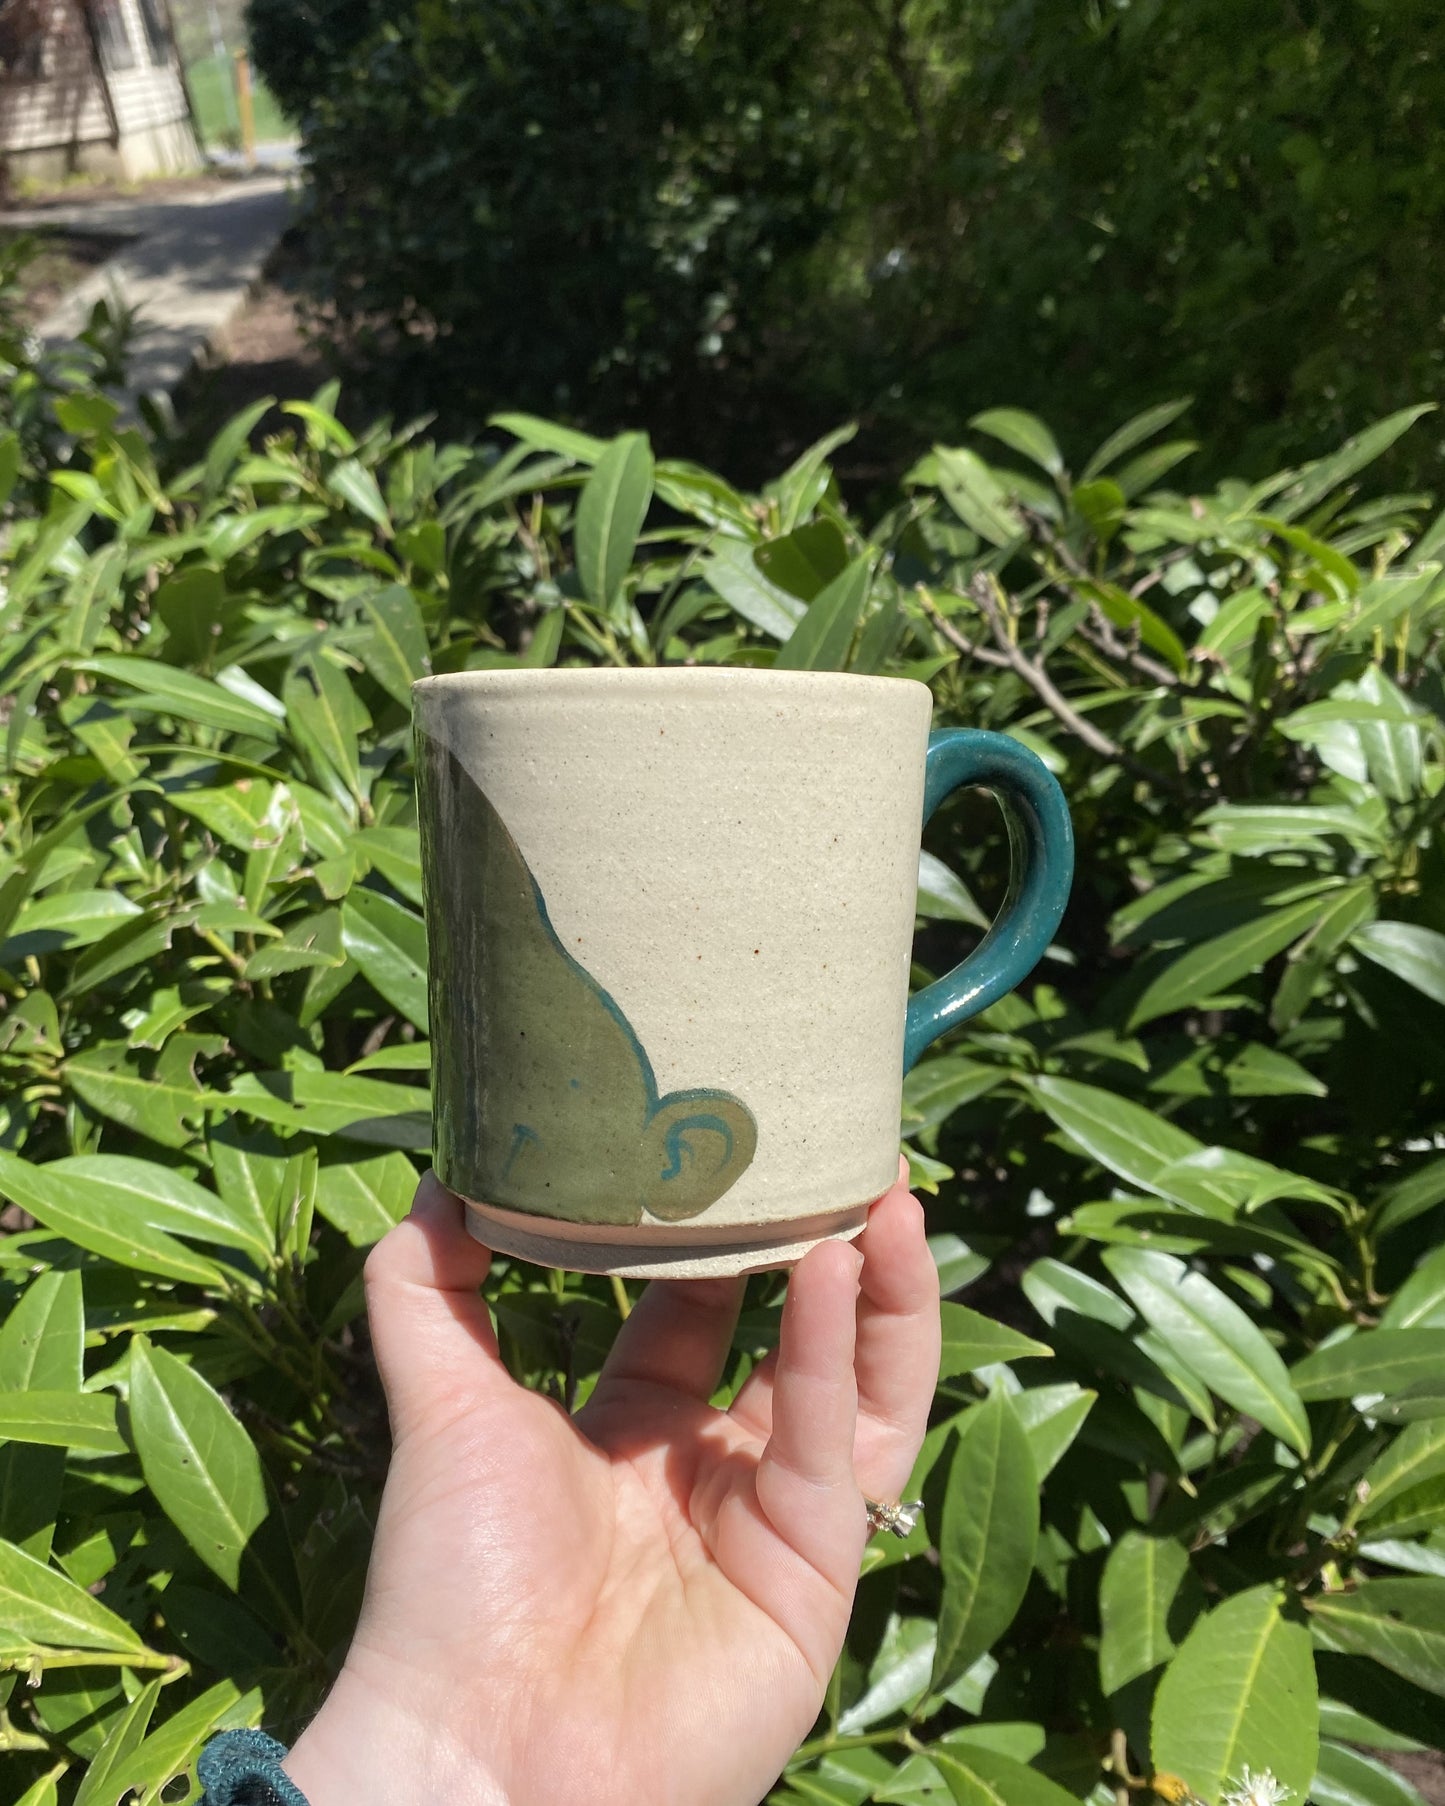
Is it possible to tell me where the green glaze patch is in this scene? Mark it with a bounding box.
[418,736,757,1225]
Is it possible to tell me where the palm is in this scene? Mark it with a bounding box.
[287,1176,939,1806]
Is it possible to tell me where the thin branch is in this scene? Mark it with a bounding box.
[917,587,1013,670]
[968,574,1125,760]
[1080,605,1180,687]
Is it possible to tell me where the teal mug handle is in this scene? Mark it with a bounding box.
[903,731,1075,1072]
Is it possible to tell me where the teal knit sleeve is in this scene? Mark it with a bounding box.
[198,1729,310,1805]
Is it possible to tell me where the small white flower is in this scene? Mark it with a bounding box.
[1222,1767,1294,1806]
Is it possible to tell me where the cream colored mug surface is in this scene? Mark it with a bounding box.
[413,667,1071,1277]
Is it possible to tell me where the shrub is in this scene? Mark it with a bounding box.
[0,383,1443,1801]
[243,0,869,461]
[249,1,1445,490]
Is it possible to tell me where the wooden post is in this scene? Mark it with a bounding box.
[233,47,255,169]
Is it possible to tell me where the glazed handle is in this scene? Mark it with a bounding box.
[903,731,1074,1072]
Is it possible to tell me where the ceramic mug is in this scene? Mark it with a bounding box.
[413,667,1072,1277]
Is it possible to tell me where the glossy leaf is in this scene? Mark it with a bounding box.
[1026,1076,1200,1196]
[1104,1248,1310,1454]
[1352,921,1445,1009]
[931,1392,1039,1691]
[1307,1581,1445,1697]
[45,1154,271,1264]
[576,433,653,613]
[0,1391,124,1455]
[932,1744,1081,1806]
[341,887,428,1028]
[773,554,874,670]
[359,584,429,704]
[0,1536,146,1652]
[1128,891,1340,1030]
[1291,1330,1445,1402]
[1311,1741,1433,1806]
[1098,1532,1199,1695]
[0,1152,223,1286]
[1151,1586,1318,1805]
[970,410,1064,479]
[315,1149,418,1245]
[939,1303,1050,1381]
[128,1337,269,1591]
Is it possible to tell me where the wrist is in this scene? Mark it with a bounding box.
[282,1657,511,1806]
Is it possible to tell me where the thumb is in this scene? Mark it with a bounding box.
[363,1171,509,1436]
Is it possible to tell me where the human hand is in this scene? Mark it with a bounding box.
[283,1163,940,1806]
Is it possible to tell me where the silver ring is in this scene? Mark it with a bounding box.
[865,1498,923,1539]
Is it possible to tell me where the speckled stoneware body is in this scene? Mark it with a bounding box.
[413,668,1072,1277]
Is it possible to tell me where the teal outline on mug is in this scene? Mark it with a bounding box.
[418,736,758,1226]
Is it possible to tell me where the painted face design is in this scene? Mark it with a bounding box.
[418,738,757,1226]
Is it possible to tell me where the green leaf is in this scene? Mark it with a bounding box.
[0,1152,223,1286]
[283,654,365,804]
[0,1391,124,1455]
[0,1269,82,1391]
[970,410,1064,480]
[1311,1741,1433,1806]
[65,1042,207,1150]
[1381,1246,1445,1330]
[1358,1421,1445,1520]
[575,432,653,614]
[72,1673,163,1806]
[931,1392,1038,1690]
[934,447,1027,546]
[1151,1585,1318,1805]
[315,1149,417,1245]
[774,554,874,670]
[358,584,429,705]
[1081,399,1193,482]
[0,889,144,964]
[0,1535,146,1652]
[700,536,806,640]
[1291,1330,1445,1402]
[357,825,423,904]
[328,457,391,531]
[932,1744,1081,1806]
[1104,1248,1310,1454]
[1307,1581,1445,1697]
[1026,1076,1201,1196]
[753,520,849,600]
[917,853,990,928]
[1274,406,1435,521]
[45,1154,271,1265]
[1012,1384,1096,1480]
[1128,891,1340,1029]
[222,1072,431,1147]
[1373,1159,1445,1238]
[1098,1531,1200,1695]
[128,1337,269,1591]
[73,657,278,738]
[939,1303,1050,1381]
[491,412,605,463]
[107,1678,250,1803]
[1351,922,1445,1010]
[341,888,428,1028]
[904,1058,1002,1135]
[244,907,345,979]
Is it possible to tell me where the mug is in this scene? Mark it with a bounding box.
[413,667,1072,1277]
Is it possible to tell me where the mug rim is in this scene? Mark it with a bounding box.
[412,666,931,699]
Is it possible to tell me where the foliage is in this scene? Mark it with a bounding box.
[243,0,865,462]
[243,0,386,124]
[1,358,1444,1804]
[247,0,1445,490]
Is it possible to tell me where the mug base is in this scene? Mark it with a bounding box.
[459,1195,874,1278]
